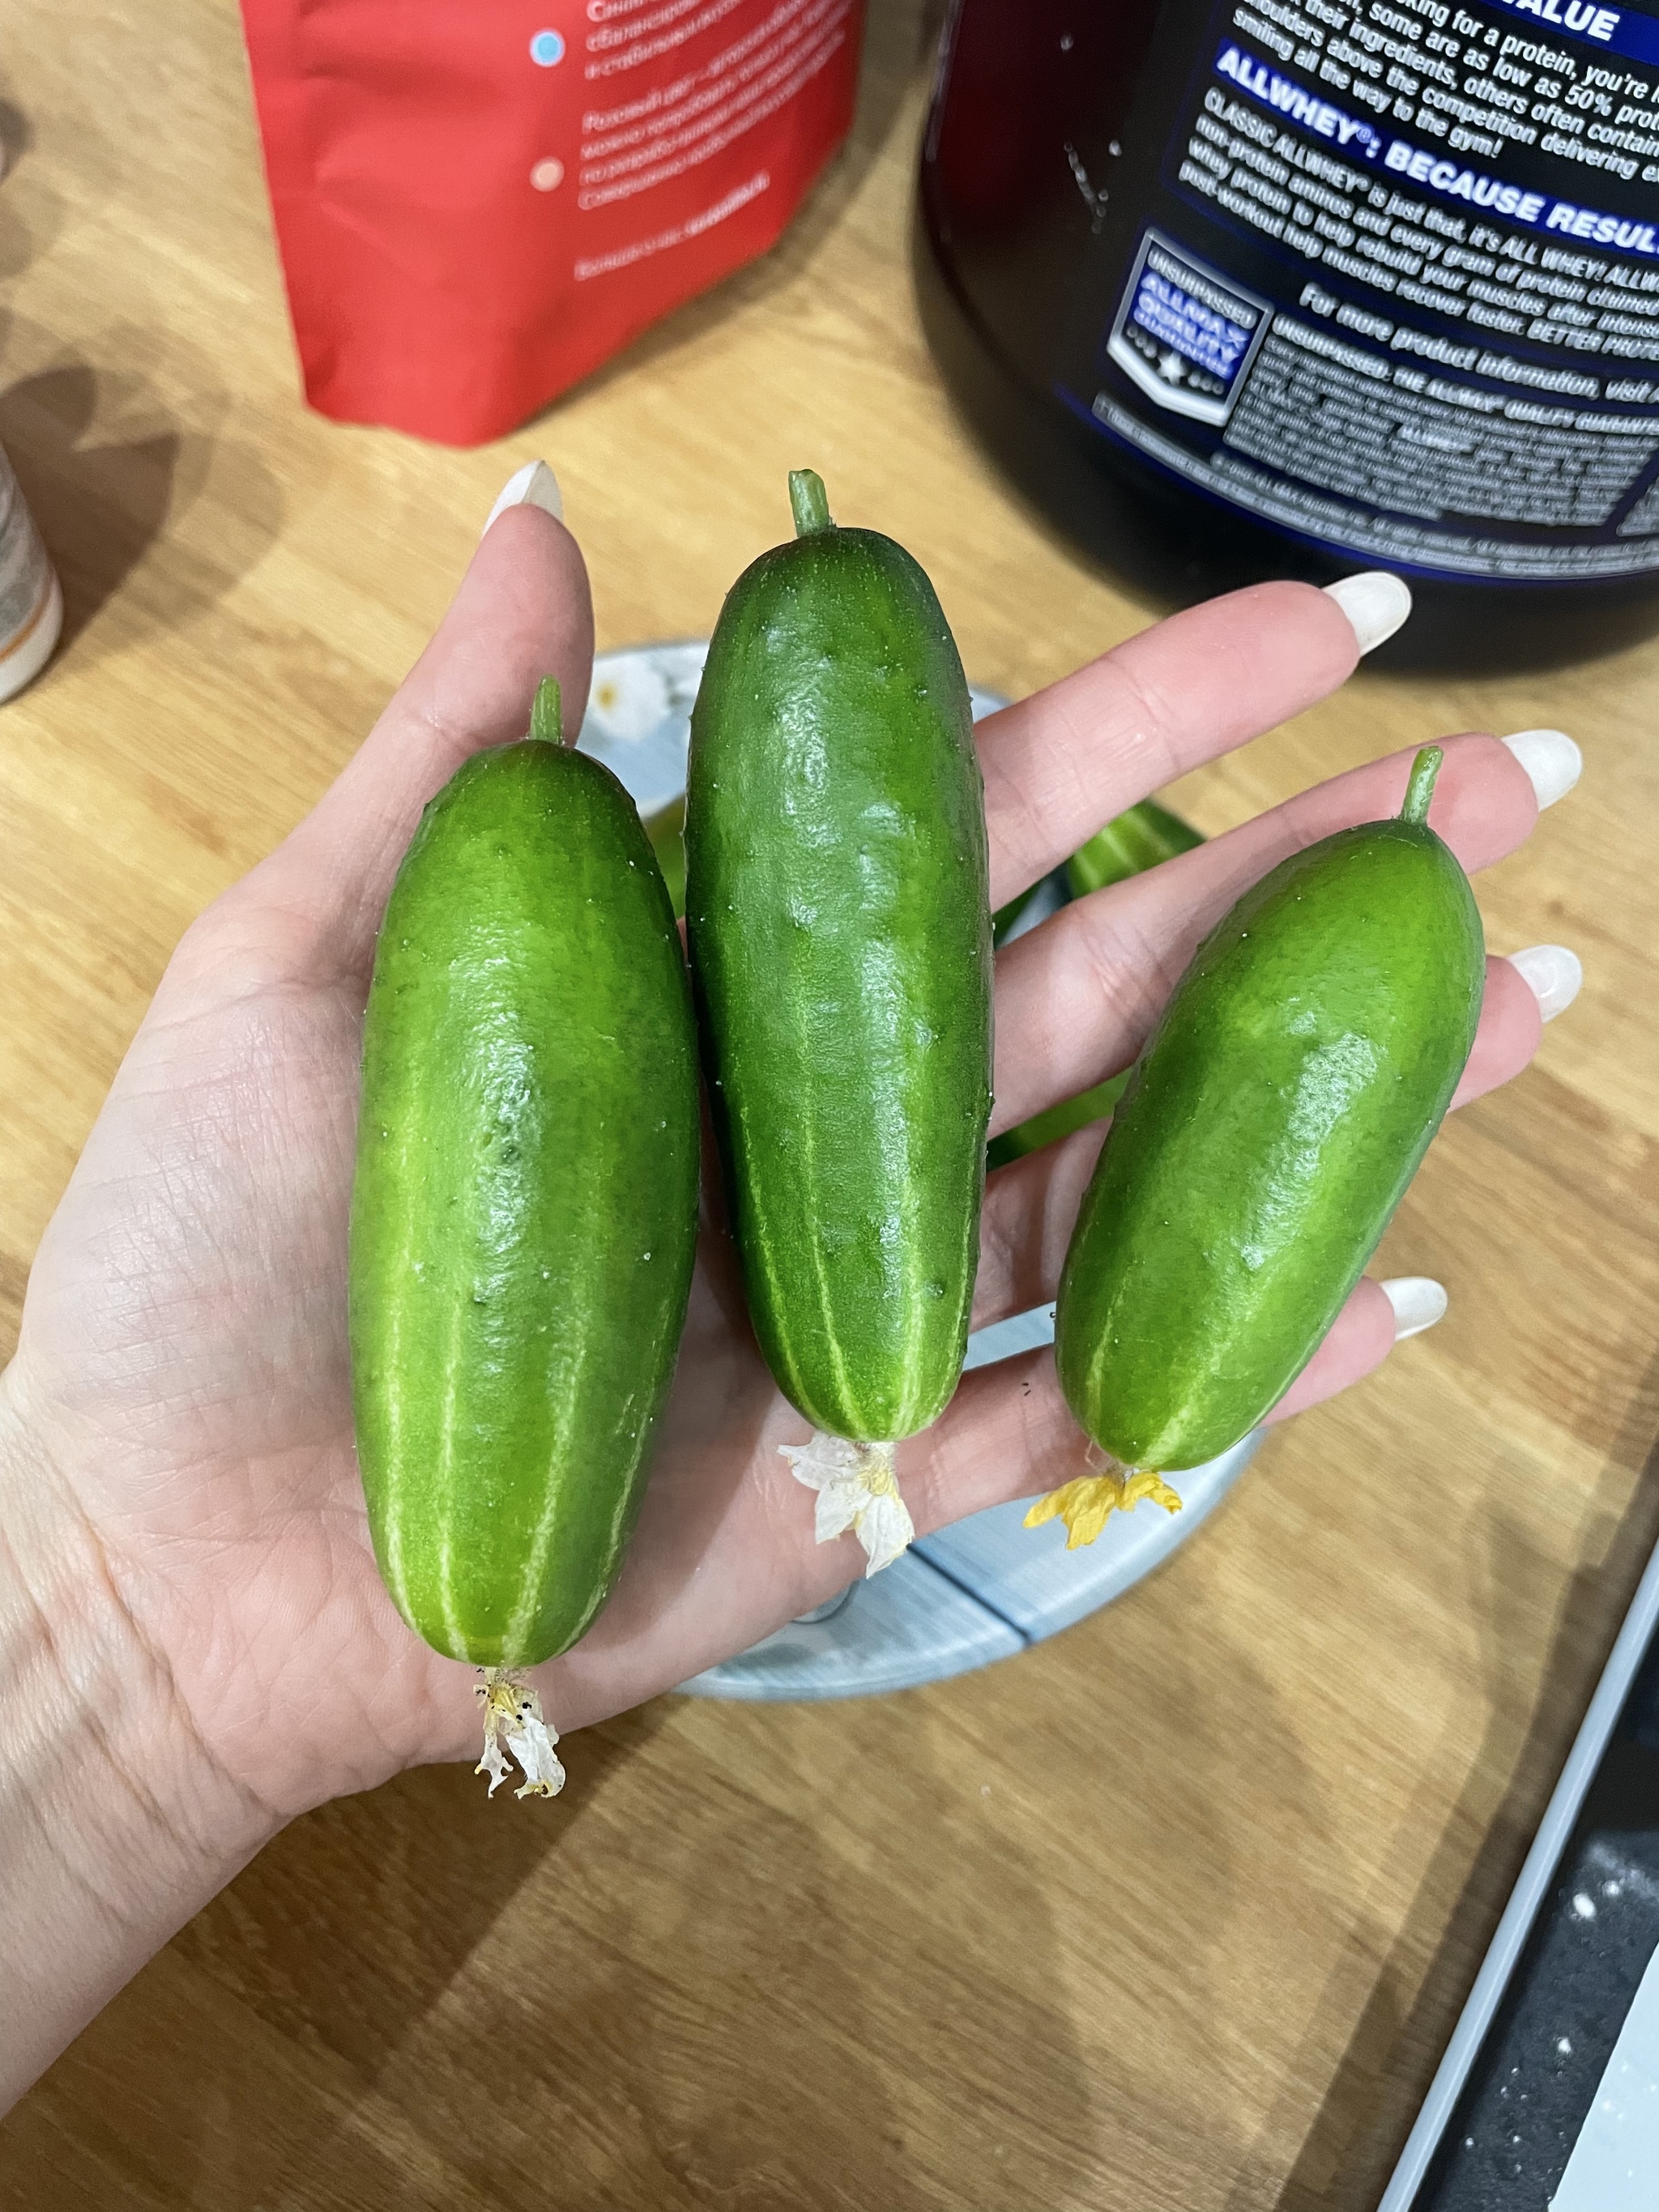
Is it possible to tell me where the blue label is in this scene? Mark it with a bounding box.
[1107,232,1271,424]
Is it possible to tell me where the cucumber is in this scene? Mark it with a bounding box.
[989,799,1205,1169]
[1064,796,1205,899]
[992,887,1033,943]
[987,1069,1132,1170]
[668,758,1030,941]
[350,680,700,1773]
[1036,747,1483,1544]
[684,471,992,1558]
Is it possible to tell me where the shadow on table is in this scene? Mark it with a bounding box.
[262,1707,1096,2208]
[0,1494,1357,2207]
[0,342,283,669]
[2,362,181,650]
[180,1704,678,2207]
[6,1681,1102,2209]
[0,99,33,191]
[0,91,284,667]
[1224,1348,1659,2212]
[0,1709,655,2207]
[0,99,74,294]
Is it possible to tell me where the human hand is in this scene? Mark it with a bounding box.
[0,493,1573,2097]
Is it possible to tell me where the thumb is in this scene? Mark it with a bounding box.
[232,496,595,984]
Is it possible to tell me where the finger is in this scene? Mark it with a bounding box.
[1263,1276,1398,1425]
[905,1345,1079,1535]
[972,1121,1104,1333]
[1451,953,1541,1110]
[973,952,1545,1333]
[990,732,1537,1136]
[977,579,1366,911]
[235,501,595,978]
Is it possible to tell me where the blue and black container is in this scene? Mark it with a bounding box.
[916,0,1659,664]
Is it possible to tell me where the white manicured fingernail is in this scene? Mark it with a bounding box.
[483,458,563,536]
[1502,728,1581,811]
[1324,571,1413,654]
[1509,943,1583,1022]
[1381,1276,1448,1341]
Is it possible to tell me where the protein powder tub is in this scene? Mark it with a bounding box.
[917,0,1659,664]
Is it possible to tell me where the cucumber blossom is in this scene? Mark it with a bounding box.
[684,471,992,1565]
[1036,746,1484,1545]
[350,679,700,1771]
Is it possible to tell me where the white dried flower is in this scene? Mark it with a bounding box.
[476,1670,565,1798]
[780,1432,914,1576]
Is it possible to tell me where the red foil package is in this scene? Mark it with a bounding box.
[239,1,864,446]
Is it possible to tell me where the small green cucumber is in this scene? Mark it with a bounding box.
[1039,747,1483,1540]
[685,471,992,1451]
[992,884,1037,943]
[987,1068,1133,1170]
[1065,796,1205,899]
[350,680,700,1681]
[989,799,1205,1168]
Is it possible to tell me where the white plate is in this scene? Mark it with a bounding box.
[578,643,1260,1701]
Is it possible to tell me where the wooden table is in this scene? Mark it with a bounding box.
[1,3,1653,2206]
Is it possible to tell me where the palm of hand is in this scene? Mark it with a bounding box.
[6,509,1544,1819]
[18,916,817,1814]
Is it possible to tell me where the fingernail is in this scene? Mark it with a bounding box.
[483,458,563,536]
[1381,1276,1448,1341]
[1324,571,1413,655]
[1502,727,1581,811]
[1508,943,1583,1022]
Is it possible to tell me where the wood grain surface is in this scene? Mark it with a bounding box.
[1,3,1655,2207]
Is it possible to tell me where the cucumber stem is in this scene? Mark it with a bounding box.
[529,676,562,745]
[788,469,834,538]
[1401,744,1443,825]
